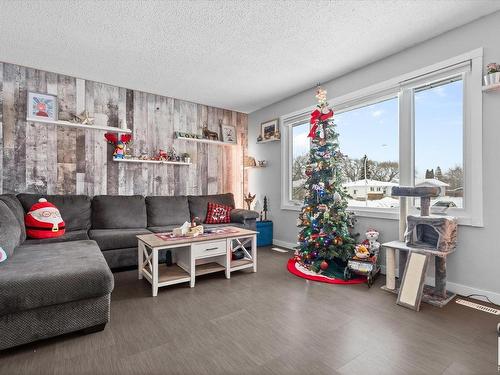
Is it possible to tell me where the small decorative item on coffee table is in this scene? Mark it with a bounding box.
[137,226,257,296]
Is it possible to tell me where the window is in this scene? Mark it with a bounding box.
[414,78,463,208]
[336,97,399,208]
[281,49,483,225]
[290,122,310,202]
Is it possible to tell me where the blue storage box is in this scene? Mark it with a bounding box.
[256,221,273,247]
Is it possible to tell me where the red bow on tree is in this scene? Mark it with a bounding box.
[307,109,334,138]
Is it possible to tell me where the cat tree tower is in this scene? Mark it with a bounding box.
[381,186,458,307]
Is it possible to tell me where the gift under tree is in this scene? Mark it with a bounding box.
[295,87,356,279]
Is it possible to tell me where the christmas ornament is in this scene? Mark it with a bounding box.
[320,260,329,271]
[305,165,313,177]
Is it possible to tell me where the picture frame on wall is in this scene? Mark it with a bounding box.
[259,118,280,142]
[26,92,58,122]
[221,124,237,144]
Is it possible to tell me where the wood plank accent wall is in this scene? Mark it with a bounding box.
[0,62,248,206]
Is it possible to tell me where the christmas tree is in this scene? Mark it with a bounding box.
[296,87,356,278]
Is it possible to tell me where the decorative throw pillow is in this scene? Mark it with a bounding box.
[0,200,21,263]
[25,198,65,239]
[204,202,232,224]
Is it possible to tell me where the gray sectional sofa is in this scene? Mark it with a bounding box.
[0,192,258,350]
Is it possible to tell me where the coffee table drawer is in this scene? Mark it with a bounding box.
[192,240,227,258]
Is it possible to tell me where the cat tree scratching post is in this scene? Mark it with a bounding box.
[382,186,458,307]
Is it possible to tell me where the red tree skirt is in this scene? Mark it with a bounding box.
[287,258,366,285]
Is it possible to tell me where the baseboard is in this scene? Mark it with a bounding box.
[272,239,296,250]
[380,266,500,305]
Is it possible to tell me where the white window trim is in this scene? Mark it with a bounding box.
[280,48,483,227]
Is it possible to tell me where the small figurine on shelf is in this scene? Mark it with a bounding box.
[71,110,95,125]
[104,133,132,159]
[182,153,191,164]
[153,149,169,161]
[202,122,219,140]
[244,192,256,210]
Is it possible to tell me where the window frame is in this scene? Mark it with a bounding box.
[280,49,483,226]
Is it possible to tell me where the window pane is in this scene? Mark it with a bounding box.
[335,97,399,208]
[414,79,463,209]
[291,122,310,201]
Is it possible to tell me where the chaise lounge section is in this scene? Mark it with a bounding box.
[0,196,114,350]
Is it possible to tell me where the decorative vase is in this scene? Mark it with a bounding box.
[483,72,500,86]
[184,157,191,164]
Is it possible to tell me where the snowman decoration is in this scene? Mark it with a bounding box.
[365,229,381,254]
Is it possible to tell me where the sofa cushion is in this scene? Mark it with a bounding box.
[146,195,190,227]
[17,194,91,232]
[0,201,22,262]
[0,194,26,242]
[0,240,113,315]
[23,230,89,245]
[89,228,151,251]
[92,195,147,229]
[147,225,178,233]
[188,193,235,221]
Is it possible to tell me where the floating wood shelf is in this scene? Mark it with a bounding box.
[257,138,280,144]
[26,117,132,134]
[244,165,267,169]
[482,83,500,92]
[175,134,237,146]
[113,158,191,165]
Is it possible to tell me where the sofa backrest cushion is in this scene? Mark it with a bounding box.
[0,194,26,242]
[146,196,190,227]
[17,194,91,232]
[0,200,22,262]
[92,195,147,229]
[188,193,235,222]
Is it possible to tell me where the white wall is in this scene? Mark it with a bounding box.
[248,11,500,301]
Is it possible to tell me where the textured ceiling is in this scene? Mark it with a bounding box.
[0,0,499,113]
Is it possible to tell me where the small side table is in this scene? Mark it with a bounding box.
[256,221,273,247]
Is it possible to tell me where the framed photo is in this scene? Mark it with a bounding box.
[27,92,58,122]
[397,251,429,311]
[260,119,280,141]
[221,124,237,144]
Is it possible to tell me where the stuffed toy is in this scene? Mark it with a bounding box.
[104,133,132,159]
[363,229,381,254]
[25,198,65,239]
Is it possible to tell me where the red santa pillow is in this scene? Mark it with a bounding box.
[204,202,232,224]
[25,198,65,239]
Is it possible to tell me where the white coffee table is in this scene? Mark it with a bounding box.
[137,226,257,296]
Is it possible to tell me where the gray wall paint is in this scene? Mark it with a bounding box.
[248,11,500,299]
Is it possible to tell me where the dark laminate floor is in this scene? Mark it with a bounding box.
[1,247,499,375]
